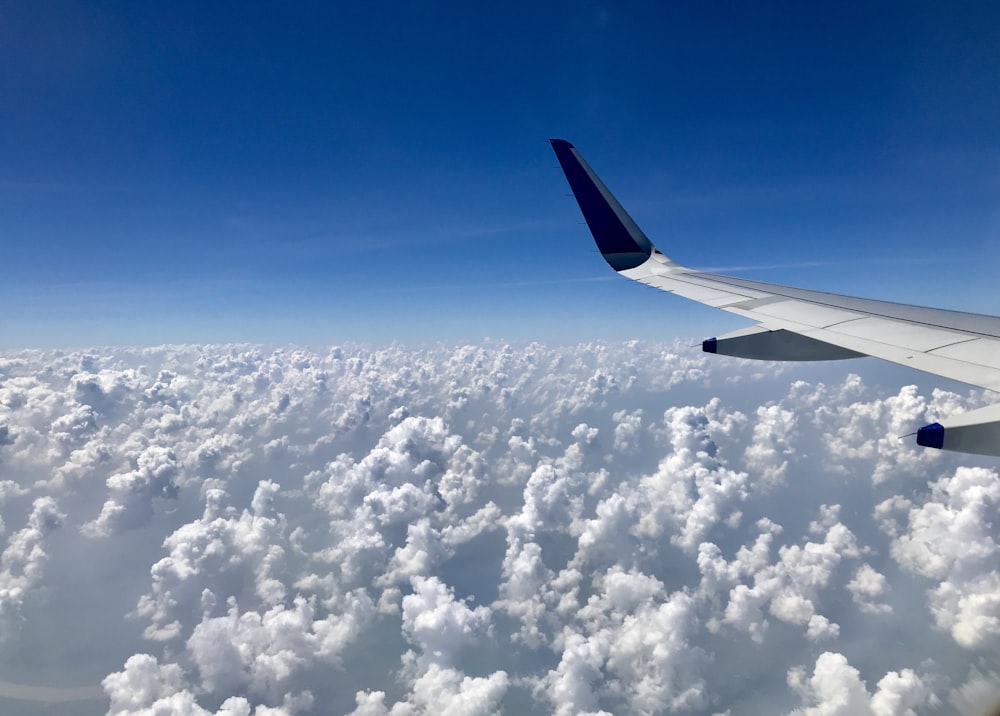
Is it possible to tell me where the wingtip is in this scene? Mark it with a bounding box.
[549,138,654,271]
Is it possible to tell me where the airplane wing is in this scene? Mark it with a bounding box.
[550,138,1000,457]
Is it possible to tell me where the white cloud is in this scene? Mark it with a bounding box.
[611,409,643,455]
[136,481,293,641]
[85,444,180,536]
[542,632,612,716]
[637,400,749,552]
[103,653,289,716]
[879,466,1000,648]
[696,508,860,644]
[401,575,492,667]
[537,568,708,714]
[348,665,509,716]
[350,576,508,715]
[0,342,993,714]
[786,652,939,715]
[847,564,892,615]
[744,403,796,486]
[0,496,65,641]
[187,593,373,700]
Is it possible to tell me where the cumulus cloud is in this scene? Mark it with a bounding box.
[103,653,307,715]
[0,496,65,640]
[401,575,493,667]
[846,564,892,615]
[84,444,180,536]
[637,400,750,552]
[786,651,939,715]
[349,576,508,715]
[348,665,508,716]
[877,466,1000,648]
[135,481,295,642]
[547,574,708,714]
[744,403,796,486]
[0,342,994,714]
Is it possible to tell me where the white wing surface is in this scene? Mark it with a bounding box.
[551,138,1000,457]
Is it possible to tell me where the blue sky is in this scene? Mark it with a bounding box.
[2,1,998,347]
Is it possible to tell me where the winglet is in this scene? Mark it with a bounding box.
[550,139,656,271]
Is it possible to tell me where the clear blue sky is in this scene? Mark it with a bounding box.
[2,1,998,347]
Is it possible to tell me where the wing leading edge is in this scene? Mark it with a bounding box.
[550,138,1000,457]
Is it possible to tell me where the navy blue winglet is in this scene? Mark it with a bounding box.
[550,139,654,271]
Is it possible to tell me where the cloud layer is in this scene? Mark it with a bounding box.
[0,342,996,714]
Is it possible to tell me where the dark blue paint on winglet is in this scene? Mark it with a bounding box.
[550,139,654,271]
[703,338,718,354]
[916,422,945,449]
